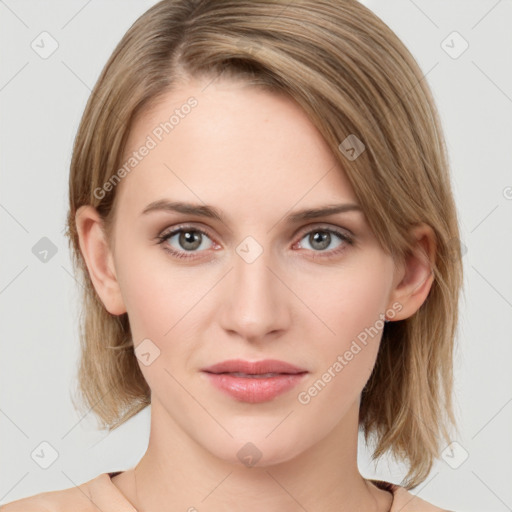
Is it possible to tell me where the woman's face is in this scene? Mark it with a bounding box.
[100,77,405,465]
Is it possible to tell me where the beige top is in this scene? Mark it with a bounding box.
[0,471,453,511]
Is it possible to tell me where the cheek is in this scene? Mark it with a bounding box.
[113,239,182,344]
[301,254,392,388]
[295,283,386,415]
[114,242,217,360]
[313,257,390,340]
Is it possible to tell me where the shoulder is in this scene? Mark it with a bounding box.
[391,485,453,511]
[369,479,453,512]
[0,473,113,512]
[0,487,86,512]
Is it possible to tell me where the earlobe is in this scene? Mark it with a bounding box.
[386,223,436,322]
[75,205,127,316]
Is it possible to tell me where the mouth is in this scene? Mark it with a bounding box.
[200,359,308,403]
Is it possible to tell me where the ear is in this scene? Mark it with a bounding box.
[386,223,436,322]
[75,205,126,316]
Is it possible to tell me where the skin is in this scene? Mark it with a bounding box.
[76,76,436,512]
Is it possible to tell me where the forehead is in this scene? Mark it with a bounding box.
[116,77,358,216]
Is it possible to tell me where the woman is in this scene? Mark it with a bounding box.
[2,0,462,510]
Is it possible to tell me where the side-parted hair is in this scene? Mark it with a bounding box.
[64,0,464,489]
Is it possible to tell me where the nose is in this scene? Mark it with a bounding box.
[218,240,291,343]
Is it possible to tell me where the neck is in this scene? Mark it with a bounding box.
[125,397,392,512]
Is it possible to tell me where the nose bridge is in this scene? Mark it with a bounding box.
[234,235,277,307]
[222,234,288,338]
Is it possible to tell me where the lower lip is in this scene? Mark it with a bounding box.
[202,372,308,403]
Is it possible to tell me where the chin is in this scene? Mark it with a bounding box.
[200,432,309,469]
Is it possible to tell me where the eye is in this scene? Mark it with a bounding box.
[156,226,216,260]
[295,225,354,258]
[155,224,354,261]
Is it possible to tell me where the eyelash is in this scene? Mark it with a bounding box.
[155,224,354,261]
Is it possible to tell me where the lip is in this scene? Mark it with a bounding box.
[201,358,307,375]
[201,359,308,403]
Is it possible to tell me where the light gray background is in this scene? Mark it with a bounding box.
[1,1,511,510]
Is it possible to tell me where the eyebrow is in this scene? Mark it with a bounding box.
[141,199,362,223]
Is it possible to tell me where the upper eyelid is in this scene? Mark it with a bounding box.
[159,222,352,235]
[296,223,353,237]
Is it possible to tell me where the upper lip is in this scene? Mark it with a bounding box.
[202,359,308,375]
